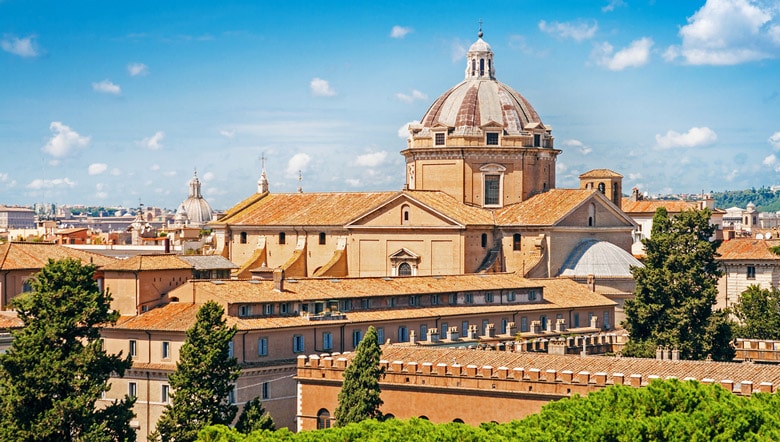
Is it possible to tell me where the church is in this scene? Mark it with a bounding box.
[211,30,638,294]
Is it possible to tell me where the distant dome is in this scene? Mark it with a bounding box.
[559,239,643,277]
[418,32,544,137]
[180,171,213,227]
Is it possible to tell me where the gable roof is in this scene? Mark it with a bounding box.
[0,242,116,270]
[496,189,631,226]
[718,239,780,261]
[346,191,495,228]
[579,169,623,179]
[102,254,194,271]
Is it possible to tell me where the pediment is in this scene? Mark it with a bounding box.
[481,120,503,130]
[389,247,419,260]
[480,163,507,173]
[345,193,464,229]
[556,192,637,228]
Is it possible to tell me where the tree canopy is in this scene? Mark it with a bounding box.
[0,258,135,441]
[730,284,780,340]
[155,301,240,442]
[623,207,734,360]
[235,397,275,434]
[334,325,384,427]
[198,379,780,441]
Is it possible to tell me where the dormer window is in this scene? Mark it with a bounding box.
[434,132,445,146]
[486,132,499,146]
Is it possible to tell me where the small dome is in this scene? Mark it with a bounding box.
[559,239,643,277]
[468,37,492,53]
[180,171,213,227]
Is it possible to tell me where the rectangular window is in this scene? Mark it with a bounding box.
[264,304,273,315]
[533,133,541,147]
[501,319,508,334]
[520,317,528,332]
[239,305,250,317]
[352,330,363,347]
[573,312,580,328]
[228,387,236,404]
[603,311,610,329]
[389,297,396,308]
[341,299,352,312]
[462,321,469,336]
[528,290,538,301]
[258,337,268,356]
[293,335,305,353]
[128,382,137,398]
[376,327,384,344]
[162,341,170,359]
[129,340,137,357]
[279,232,286,245]
[486,132,499,145]
[482,319,489,335]
[507,291,516,302]
[280,303,289,314]
[361,298,370,309]
[441,322,448,336]
[431,294,439,305]
[228,341,234,358]
[262,382,269,400]
[435,132,445,145]
[409,295,419,306]
[485,292,494,303]
[398,326,408,343]
[161,385,170,403]
[513,233,521,251]
[464,293,474,304]
[448,294,457,305]
[484,175,500,206]
[323,332,333,351]
[747,265,756,279]
[420,324,428,338]
[319,232,326,245]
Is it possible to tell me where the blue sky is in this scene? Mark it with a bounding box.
[2,0,780,210]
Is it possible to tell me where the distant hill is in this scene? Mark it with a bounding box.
[712,187,780,212]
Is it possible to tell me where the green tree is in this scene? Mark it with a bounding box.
[155,301,240,442]
[0,258,135,441]
[235,397,275,434]
[334,325,384,427]
[731,284,780,339]
[624,207,735,360]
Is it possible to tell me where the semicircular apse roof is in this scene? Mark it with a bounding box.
[559,239,643,277]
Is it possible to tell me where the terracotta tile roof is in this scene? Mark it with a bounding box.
[718,239,780,261]
[212,191,397,226]
[621,199,698,215]
[177,255,238,270]
[374,346,780,387]
[579,169,623,179]
[496,189,597,225]
[102,254,194,271]
[401,191,494,225]
[112,303,201,331]
[0,311,22,329]
[0,242,116,270]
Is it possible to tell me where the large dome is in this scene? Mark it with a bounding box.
[559,239,643,277]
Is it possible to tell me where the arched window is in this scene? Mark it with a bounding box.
[453,418,465,424]
[319,232,326,245]
[385,414,396,420]
[419,416,429,420]
[479,58,485,76]
[471,59,476,76]
[481,233,488,248]
[588,203,596,227]
[239,232,247,244]
[597,182,605,194]
[278,232,286,245]
[401,204,410,225]
[513,233,521,251]
[316,409,331,429]
[398,262,412,276]
[612,183,619,204]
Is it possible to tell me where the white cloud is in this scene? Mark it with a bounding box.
[202,171,215,181]
[26,177,76,190]
[88,163,108,175]
[43,122,91,158]
[451,40,467,62]
[127,62,148,76]
[92,79,121,95]
[602,0,626,12]
[345,178,362,187]
[163,170,177,177]
[398,120,418,138]
[390,26,412,39]
[1,34,39,58]
[763,153,777,166]
[655,126,718,149]
[593,37,654,70]
[538,20,598,42]
[150,164,161,171]
[310,78,336,97]
[770,131,780,149]
[139,131,165,149]
[286,153,311,178]
[95,183,108,199]
[355,151,388,167]
[110,168,122,176]
[563,139,592,155]
[628,172,643,180]
[219,129,235,138]
[395,89,428,103]
[666,0,777,65]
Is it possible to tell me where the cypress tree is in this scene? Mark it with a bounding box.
[235,397,275,434]
[154,301,240,441]
[334,325,384,427]
[0,258,135,441]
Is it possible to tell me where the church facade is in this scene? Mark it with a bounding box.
[210,31,636,283]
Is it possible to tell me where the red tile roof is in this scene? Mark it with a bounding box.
[496,189,598,225]
[579,169,623,179]
[102,254,194,271]
[621,199,698,215]
[0,242,116,270]
[718,239,780,261]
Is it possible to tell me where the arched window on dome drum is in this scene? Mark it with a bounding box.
[481,233,488,248]
[278,232,286,245]
[480,58,485,76]
[316,409,331,429]
[471,59,476,76]
[513,233,521,251]
[398,262,412,276]
[239,232,247,244]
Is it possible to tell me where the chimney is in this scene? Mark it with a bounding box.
[587,274,596,292]
[273,268,285,292]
